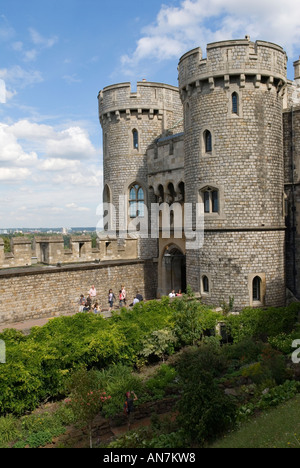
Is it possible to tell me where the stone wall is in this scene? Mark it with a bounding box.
[187,230,286,310]
[0,260,157,325]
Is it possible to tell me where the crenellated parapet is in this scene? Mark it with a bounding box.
[0,234,141,269]
[178,37,287,101]
[98,81,182,128]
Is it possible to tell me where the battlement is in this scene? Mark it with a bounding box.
[0,235,138,270]
[178,37,287,97]
[98,81,181,126]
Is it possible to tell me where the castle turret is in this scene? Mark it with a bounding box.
[178,38,287,308]
[98,81,183,260]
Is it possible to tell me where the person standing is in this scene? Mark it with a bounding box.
[108,289,116,312]
[121,285,127,305]
[124,391,138,429]
[78,294,86,312]
[89,285,97,303]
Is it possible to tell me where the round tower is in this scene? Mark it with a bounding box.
[98,81,183,259]
[178,37,287,308]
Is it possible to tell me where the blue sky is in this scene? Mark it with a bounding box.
[1,0,300,229]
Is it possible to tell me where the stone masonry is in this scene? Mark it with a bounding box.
[3,36,300,323]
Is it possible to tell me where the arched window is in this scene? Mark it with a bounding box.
[202,275,209,294]
[232,92,238,115]
[202,187,219,214]
[252,276,262,302]
[204,130,212,153]
[133,129,139,150]
[129,184,145,218]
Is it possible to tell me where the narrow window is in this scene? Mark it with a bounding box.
[133,129,139,150]
[253,276,261,302]
[204,130,212,153]
[232,92,238,115]
[212,190,219,213]
[202,276,209,293]
[204,191,210,213]
[129,184,145,218]
[202,187,219,214]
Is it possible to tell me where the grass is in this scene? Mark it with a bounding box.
[210,394,300,449]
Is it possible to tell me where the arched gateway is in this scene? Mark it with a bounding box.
[160,245,186,297]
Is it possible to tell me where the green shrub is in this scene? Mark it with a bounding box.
[224,303,300,343]
[0,414,21,447]
[257,380,300,409]
[223,338,264,364]
[171,298,222,346]
[145,364,177,399]
[26,430,53,448]
[92,364,144,418]
[268,326,300,355]
[175,345,236,445]
[140,329,177,363]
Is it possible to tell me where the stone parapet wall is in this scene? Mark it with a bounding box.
[0,259,157,325]
[0,235,141,270]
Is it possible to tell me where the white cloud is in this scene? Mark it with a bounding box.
[0,168,31,181]
[28,28,58,49]
[7,120,97,160]
[0,123,38,164]
[0,66,43,93]
[121,0,300,73]
[39,158,80,172]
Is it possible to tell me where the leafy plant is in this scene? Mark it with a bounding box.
[140,329,177,363]
[66,367,111,448]
[145,364,177,399]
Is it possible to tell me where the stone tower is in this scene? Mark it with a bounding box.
[178,38,287,308]
[98,81,183,260]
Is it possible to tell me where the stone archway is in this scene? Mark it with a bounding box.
[161,245,186,296]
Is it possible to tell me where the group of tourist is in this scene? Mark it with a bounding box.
[78,284,144,314]
[169,289,183,298]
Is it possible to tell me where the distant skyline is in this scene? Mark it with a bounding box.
[1,0,300,228]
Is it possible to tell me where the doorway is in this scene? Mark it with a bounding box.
[162,246,186,295]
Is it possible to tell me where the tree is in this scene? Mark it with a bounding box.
[66,368,111,448]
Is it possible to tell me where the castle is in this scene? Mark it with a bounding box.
[1,36,300,325]
[98,36,300,310]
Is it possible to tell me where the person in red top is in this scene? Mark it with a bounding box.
[124,391,138,429]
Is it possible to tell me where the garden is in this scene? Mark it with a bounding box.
[0,292,299,448]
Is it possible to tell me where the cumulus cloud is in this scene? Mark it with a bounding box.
[121,0,300,74]
[0,168,31,181]
[0,120,98,190]
[7,120,97,160]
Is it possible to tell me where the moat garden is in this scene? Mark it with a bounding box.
[0,292,300,449]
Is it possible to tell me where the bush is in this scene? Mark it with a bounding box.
[175,345,236,445]
[223,338,265,364]
[140,329,177,363]
[0,415,21,447]
[145,364,177,399]
[268,325,300,355]
[171,298,222,346]
[225,303,300,343]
